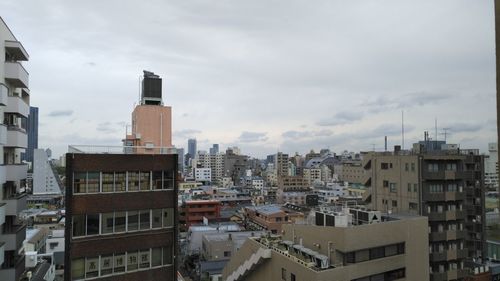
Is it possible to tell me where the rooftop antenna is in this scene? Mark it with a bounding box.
[401,110,405,150]
[384,136,388,151]
[435,118,438,142]
[440,128,451,143]
[371,143,376,151]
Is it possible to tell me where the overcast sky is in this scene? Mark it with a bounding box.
[1,0,496,158]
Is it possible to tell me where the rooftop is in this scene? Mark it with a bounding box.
[68,145,178,154]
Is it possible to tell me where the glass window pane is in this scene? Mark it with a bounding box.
[101,213,114,234]
[128,211,138,231]
[71,258,85,279]
[140,210,150,230]
[73,215,85,237]
[355,250,369,263]
[102,172,114,192]
[73,172,86,194]
[140,171,151,191]
[114,253,125,273]
[128,172,139,191]
[152,209,162,228]
[115,212,126,232]
[115,172,126,192]
[127,251,138,271]
[163,208,174,227]
[85,257,99,278]
[87,214,100,235]
[163,246,172,265]
[101,255,113,276]
[87,172,100,193]
[164,170,174,189]
[153,171,163,190]
[139,249,150,269]
[152,248,162,267]
[385,245,398,257]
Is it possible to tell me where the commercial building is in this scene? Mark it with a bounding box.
[179,200,221,231]
[124,71,172,152]
[334,160,365,185]
[65,152,178,281]
[363,145,486,280]
[223,207,429,281]
[0,16,30,281]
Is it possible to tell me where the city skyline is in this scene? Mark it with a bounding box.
[0,0,496,158]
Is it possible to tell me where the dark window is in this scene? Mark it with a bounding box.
[87,172,100,193]
[73,172,86,194]
[281,268,287,280]
[163,246,172,265]
[139,210,150,230]
[115,172,126,192]
[153,171,163,190]
[164,170,174,189]
[397,243,405,254]
[381,163,389,170]
[86,214,99,235]
[383,180,389,187]
[291,273,296,281]
[115,212,126,232]
[345,252,355,264]
[152,209,162,228]
[224,251,231,257]
[101,212,114,234]
[140,171,151,191]
[392,200,398,207]
[152,248,162,267]
[128,211,139,231]
[128,171,140,191]
[369,246,385,259]
[355,250,369,263]
[72,215,85,237]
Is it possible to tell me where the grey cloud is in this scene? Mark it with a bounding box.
[48,110,73,117]
[96,122,120,134]
[238,131,268,143]
[317,112,364,126]
[363,92,453,113]
[444,123,483,133]
[282,129,334,140]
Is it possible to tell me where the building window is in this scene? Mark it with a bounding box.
[407,183,411,192]
[162,246,173,265]
[114,253,126,273]
[291,273,296,281]
[139,249,150,269]
[446,163,457,171]
[71,259,85,279]
[128,172,140,191]
[153,171,163,190]
[281,268,287,280]
[152,248,162,267]
[127,211,139,231]
[102,172,114,192]
[87,172,100,193]
[405,163,409,171]
[163,208,174,227]
[139,210,151,230]
[429,184,443,193]
[428,163,439,172]
[101,212,114,234]
[85,257,99,278]
[73,215,85,237]
[86,214,100,235]
[73,173,87,194]
[413,184,418,193]
[115,212,126,232]
[381,163,389,170]
[140,171,151,191]
[383,180,389,188]
[411,163,415,171]
[369,246,385,259]
[409,203,418,210]
[389,183,397,193]
[115,172,126,192]
[100,255,113,276]
[152,209,162,228]
[224,251,231,257]
[392,200,397,208]
[447,184,458,192]
[127,251,138,271]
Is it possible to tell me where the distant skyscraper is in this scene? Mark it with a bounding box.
[177,147,185,172]
[24,106,38,162]
[209,144,219,155]
[188,138,197,158]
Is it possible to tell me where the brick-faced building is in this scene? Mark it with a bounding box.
[64,153,178,281]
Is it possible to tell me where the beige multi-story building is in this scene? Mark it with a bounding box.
[223,208,429,281]
[0,17,30,281]
[124,71,172,151]
[363,146,486,281]
[275,152,289,178]
[334,160,365,185]
[303,168,321,186]
[244,204,304,234]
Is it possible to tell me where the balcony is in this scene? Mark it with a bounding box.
[0,124,6,146]
[5,41,29,61]
[2,193,27,216]
[0,203,5,225]
[5,128,27,148]
[0,242,4,267]
[5,96,29,117]
[425,192,465,202]
[0,255,25,281]
[4,62,29,88]
[1,223,26,251]
[0,84,7,106]
[430,230,466,241]
[4,164,27,181]
[428,210,466,221]
[430,249,468,262]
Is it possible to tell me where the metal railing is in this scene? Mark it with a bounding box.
[68,145,179,154]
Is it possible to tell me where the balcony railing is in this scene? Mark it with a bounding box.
[1,223,26,251]
[69,145,178,155]
[5,95,29,117]
[2,193,27,216]
[5,129,27,148]
[4,164,27,182]
[5,40,29,61]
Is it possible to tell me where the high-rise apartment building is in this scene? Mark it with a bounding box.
[209,144,219,155]
[65,152,178,281]
[32,149,62,195]
[23,106,38,162]
[485,143,498,190]
[0,16,30,281]
[275,152,289,178]
[363,145,486,281]
[188,139,197,160]
[124,71,172,152]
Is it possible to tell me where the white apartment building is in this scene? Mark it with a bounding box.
[194,167,212,183]
[485,142,498,189]
[0,17,30,280]
[33,149,62,195]
[196,151,224,185]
